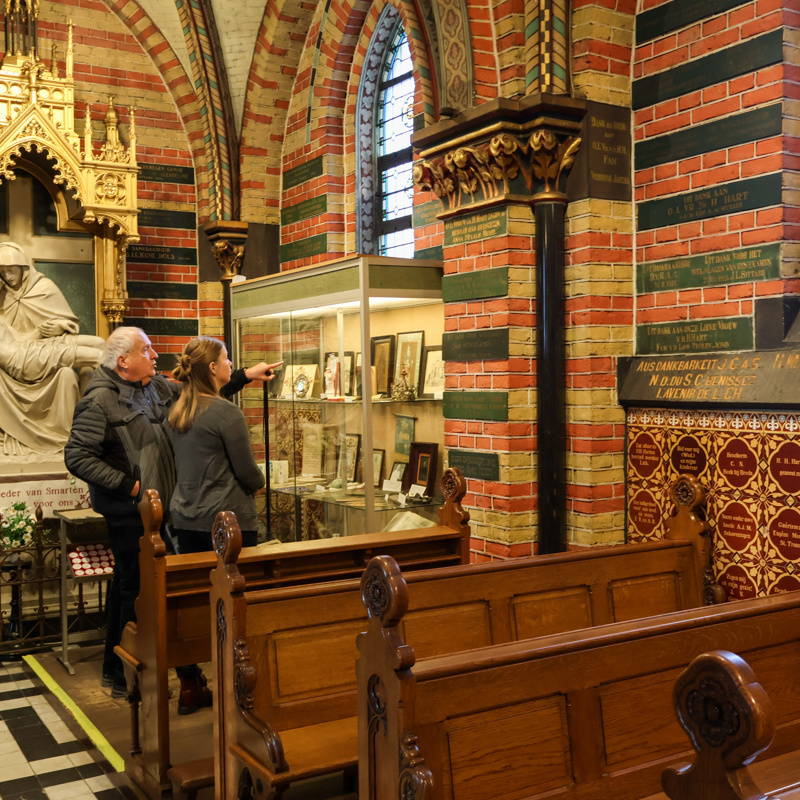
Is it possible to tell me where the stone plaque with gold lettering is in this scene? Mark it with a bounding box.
[619,350,800,408]
[567,101,631,202]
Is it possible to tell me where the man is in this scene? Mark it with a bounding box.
[65,327,275,712]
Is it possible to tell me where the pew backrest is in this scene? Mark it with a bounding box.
[357,556,800,800]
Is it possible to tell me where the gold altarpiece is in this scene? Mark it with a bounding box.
[0,13,138,334]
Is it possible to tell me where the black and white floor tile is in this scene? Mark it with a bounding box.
[0,662,129,800]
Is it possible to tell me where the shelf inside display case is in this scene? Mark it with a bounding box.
[232,254,445,541]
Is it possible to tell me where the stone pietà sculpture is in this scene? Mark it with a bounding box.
[0,242,104,457]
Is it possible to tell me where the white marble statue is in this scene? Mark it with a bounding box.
[0,242,105,457]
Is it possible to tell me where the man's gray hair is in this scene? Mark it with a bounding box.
[102,326,146,370]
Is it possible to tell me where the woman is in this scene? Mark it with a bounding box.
[168,336,270,551]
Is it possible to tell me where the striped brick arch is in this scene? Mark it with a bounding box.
[102,0,217,222]
[240,0,319,223]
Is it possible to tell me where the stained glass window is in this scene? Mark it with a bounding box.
[376,25,414,259]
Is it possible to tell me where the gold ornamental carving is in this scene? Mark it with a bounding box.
[0,11,139,330]
[414,128,581,212]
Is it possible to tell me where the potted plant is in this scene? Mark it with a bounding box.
[0,501,36,552]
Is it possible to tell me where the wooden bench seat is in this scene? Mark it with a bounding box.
[210,473,721,799]
[115,473,470,799]
[355,557,800,800]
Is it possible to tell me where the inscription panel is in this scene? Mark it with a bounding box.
[632,30,782,109]
[283,156,324,190]
[279,234,328,263]
[444,391,509,421]
[638,174,782,231]
[443,267,508,303]
[638,244,780,294]
[619,350,800,408]
[448,450,500,481]
[444,208,507,246]
[635,104,782,171]
[635,318,753,357]
[443,329,509,362]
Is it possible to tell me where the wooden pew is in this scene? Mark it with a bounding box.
[115,473,470,800]
[356,557,800,800]
[210,473,721,799]
[661,650,800,800]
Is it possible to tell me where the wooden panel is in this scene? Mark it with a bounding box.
[402,602,492,660]
[269,620,363,700]
[609,573,682,621]
[511,587,593,638]
[742,642,800,725]
[446,696,572,800]
[598,668,686,769]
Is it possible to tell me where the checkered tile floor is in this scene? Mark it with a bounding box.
[0,661,130,800]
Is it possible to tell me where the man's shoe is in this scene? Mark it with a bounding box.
[101,672,115,688]
[110,676,127,700]
[178,672,213,716]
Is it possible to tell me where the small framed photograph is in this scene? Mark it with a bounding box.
[370,335,395,395]
[323,352,340,396]
[340,351,355,396]
[372,449,385,487]
[344,433,361,482]
[395,331,425,391]
[406,442,438,495]
[420,346,444,398]
[389,461,407,484]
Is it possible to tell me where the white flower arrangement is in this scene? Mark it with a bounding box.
[0,501,36,549]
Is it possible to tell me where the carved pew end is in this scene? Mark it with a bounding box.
[662,650,775,800]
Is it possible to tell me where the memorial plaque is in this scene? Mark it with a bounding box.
[637,0,755,44]
[629,489,660,536]
[444,208,507,247]
[717,564,758,599]
[128,281,197,301]
[567,101,631,202]
[281,195,327,226]
[444,391,509,421]
[670,435,706,476]
[139,208,196,230]
[635,318,753,358]
[413,200,441,229]
[616,349,800,408]
[283,156,324,190]
[632,30,781,109]
[443,329,509,362]
[637,244,780,294]
[124,316,198,337]
[128,244,197,266]
[415,245,443,261]
[628,431,660,478]
[139,163,195,185]
[448,450,500,481]
[769,441,800,494]
[718,439,757,489]
[279,233,328,263]
[635,104,782,171]
[717,501,757,553]
[638,173,781,231]
[769,507,800,561]
[442,267,508,303]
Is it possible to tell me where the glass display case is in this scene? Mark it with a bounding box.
[231,255,445,540]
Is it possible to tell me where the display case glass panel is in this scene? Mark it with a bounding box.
[232,256,444,540]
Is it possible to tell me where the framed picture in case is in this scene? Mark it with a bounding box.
[395,330,424,390]
[370,335,395,395]
[404,442,438,495]
[420,346,444,398]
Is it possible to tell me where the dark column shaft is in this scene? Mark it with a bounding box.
[221,278,232,355]
[535,199,567,554]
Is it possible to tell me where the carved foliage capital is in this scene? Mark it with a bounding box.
[414,127,581,212]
